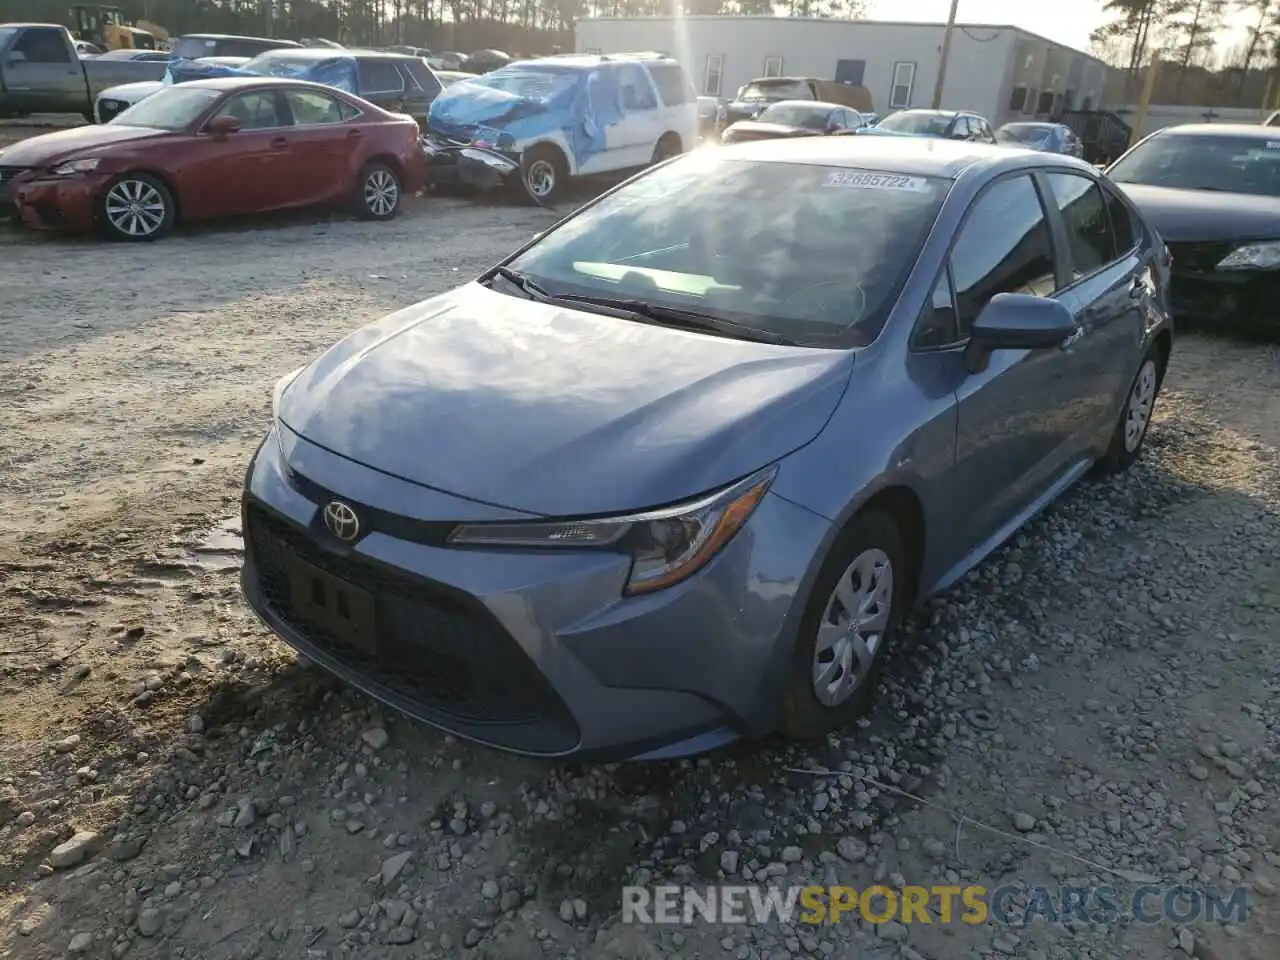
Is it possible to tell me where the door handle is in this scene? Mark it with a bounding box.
[347,128,361,138]
[1129,277,1145,300]
[270,136,288,148]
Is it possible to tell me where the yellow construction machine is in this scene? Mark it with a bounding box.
[69,5,169,51]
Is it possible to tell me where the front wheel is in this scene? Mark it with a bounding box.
[355,163,402,221]
[1095,347,1164,474]
[98,173,175,242]
[520,145,567,205]
[780,510,908,740]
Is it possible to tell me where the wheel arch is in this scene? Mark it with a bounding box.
[846,484,927,607]
[657,130,683,152]
[364,154,405,179]
[1151,328,1173,384]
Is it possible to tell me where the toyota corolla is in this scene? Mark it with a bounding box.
[241,137,1173,761]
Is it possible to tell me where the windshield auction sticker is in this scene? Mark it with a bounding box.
[823,171,932,191]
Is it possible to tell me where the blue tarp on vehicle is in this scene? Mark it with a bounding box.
[162,55,359,94]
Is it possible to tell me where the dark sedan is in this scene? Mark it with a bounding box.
[720,100,866,144]
[1107,123,1280,326]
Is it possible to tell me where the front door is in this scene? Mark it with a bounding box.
[4,28,84,114]
[943,173,1085,556]
[835,59,866,86]
[279,89,363,207]
[178,90,293,218]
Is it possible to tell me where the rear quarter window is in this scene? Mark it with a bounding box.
[358,59,404,94]
[402,59,442,97]
[647,63,695,106]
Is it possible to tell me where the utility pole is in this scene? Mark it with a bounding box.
[932,0,961,109]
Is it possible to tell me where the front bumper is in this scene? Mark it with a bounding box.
[11,174,106,233]
[240,424,832,761]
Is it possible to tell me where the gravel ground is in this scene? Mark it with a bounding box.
[1,184,1279,960]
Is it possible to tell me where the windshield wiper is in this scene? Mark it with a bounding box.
[552,294,799,346]
[489,266,556,302]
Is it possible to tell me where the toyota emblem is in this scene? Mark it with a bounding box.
[322,501,361,542]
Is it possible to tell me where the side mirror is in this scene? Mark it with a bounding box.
[207,114,241,138]
[965,293,1075,373]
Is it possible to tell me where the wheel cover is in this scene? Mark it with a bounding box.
[812,548,894,707]
[1123,358,1158,453]
[364,169,399,216]
[104,179,165,237]
[525,159,555,197]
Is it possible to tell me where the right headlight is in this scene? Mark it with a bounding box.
[271,366,305,420]
[1216,241,1280,271]
[448,465,777,596]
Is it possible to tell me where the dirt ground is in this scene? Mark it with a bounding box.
[1,163,1279,960]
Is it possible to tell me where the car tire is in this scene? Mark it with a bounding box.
[98,173,175,242]
[355,162,403,221]
[651,133,682,164]
[780,509,908,740]
[1095,344,1165,475]
[520,145,567,205]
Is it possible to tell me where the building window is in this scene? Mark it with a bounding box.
[1008,86,1028,112]
[889,61,915,109]
[584,47,601,54]
[763,56,783,78]
[704,54,724,96]
[1037,90,1055,115]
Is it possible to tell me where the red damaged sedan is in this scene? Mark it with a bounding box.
[0,77,427,241]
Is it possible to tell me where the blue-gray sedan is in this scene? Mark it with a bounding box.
[241,136,1174,761]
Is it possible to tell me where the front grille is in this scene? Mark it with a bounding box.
[1165,240,1235,274]
[245,501,561,726]
[97,99,128,123]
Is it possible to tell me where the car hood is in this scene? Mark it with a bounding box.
[99,81,164,101]
[278,282,853,517]
[1112,182,1280,242]
[0,124,168,167]
[724,121,819,140]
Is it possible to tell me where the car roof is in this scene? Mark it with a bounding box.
[720,134,1081,178]
[1002,120,1057,128]
[178,33,302,45]
[251,46,413,61]
[1153,123,1280,139]
[762,100,846,111]
[177,76,350,93]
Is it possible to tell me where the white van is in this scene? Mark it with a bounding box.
[427,53,700,202]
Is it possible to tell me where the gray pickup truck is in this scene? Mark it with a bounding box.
[0,23,167,120]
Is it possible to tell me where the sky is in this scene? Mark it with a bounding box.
[865,0,1252,57]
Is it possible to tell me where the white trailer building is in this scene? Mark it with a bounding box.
[574,16,1111,128]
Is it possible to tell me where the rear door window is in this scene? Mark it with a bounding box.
[358,59,404,95]
[617,63,657,111]
[1100,184,1137,253]
[647,62,695,106]
[1044,172,1118,279]
[284,89,346,126]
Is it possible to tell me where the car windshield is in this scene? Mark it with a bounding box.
[997,123,1055,144]
[1108,133,1280,197]
[463,66,580,100]
[242,52,332,76]
[499,154,949,348]
[110,86,221,129]
[739,80,810,101]
[878,112,952,136]
[756,103,831,130]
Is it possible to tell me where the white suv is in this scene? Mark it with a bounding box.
[426,53,700,202]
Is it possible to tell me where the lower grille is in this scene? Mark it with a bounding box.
[244,501,562,726]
